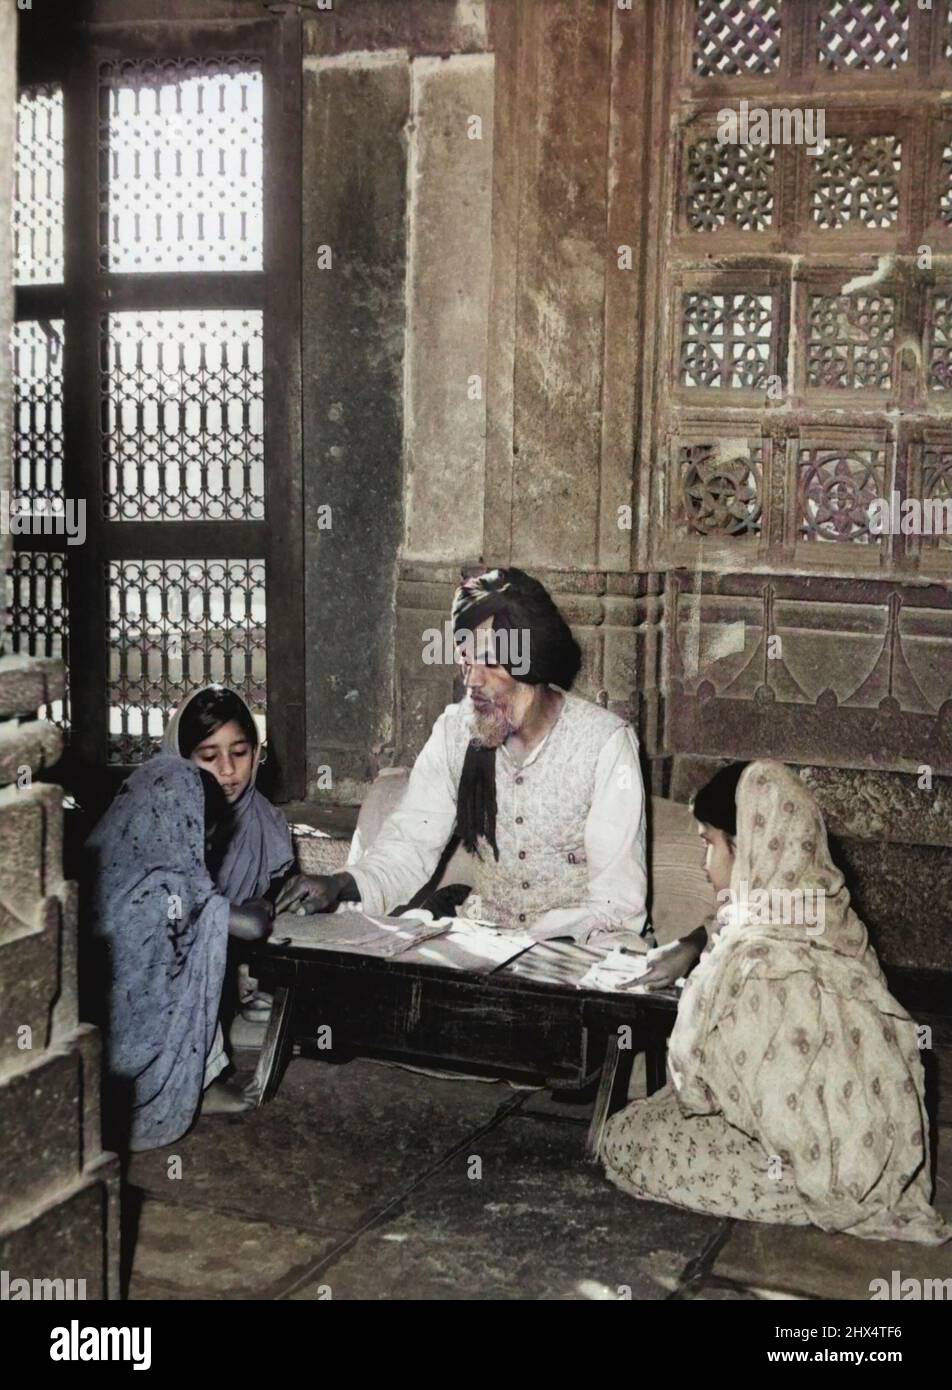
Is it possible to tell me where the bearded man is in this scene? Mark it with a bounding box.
[276,568,649,945]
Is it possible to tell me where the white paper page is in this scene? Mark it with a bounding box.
[269,909,450,957]
[398,919,536,974]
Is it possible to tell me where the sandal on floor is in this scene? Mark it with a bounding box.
[240,990,273,1024]
[201,1078,253,1116]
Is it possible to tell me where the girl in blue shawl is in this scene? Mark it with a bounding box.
[162,686,294,908]
[165,686,295,1029]
[87,688,293,1152]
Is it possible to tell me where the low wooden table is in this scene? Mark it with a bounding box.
[245,930,679,1160]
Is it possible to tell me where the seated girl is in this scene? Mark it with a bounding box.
[164,685,293,911]
[602,759,948,1244]
[87,686,293,1151]
[163,685,295,1044]
[87,753,273,1152]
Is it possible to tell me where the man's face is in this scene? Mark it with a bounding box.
[456,618,532,748]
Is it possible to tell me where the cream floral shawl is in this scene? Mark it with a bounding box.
[668,760,948,1244]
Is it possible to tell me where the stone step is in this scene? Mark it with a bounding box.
[73,1023,104,1171]
[0,1046,81,1222]
[0,781,64,937]
[51,880,79,1045]
[0,1152,120,1301]
[0,910,59,1078]
[0,654,65,721]
[0,889,80,1077]
[0,1027,104,1224]
[0,718,63,790]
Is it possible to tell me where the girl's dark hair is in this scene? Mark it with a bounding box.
[690,761,749,838]
[197,767,231,875]
[178,688,258,759]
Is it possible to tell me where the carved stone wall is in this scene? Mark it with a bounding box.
[376,0,950,978]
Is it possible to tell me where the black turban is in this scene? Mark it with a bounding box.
[451,569,581,861]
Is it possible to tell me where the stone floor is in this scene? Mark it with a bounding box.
[122,1021,952,1301]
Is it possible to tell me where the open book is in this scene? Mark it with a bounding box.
[505,939,653,992]
[269,909,537,973]
[269,909,449,958]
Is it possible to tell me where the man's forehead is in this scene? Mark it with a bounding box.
[455,619,500,662]
[472,619,497,655]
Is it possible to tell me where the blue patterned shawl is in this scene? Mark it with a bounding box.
[86,754,231,1151]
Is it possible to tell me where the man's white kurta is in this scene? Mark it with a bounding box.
[348,691,649,944]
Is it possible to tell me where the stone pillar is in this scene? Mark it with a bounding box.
[0,8,119,1301]
[402,53,494,565]
[302,48,411,805]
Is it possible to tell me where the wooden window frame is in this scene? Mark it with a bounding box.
[15,10,304,801]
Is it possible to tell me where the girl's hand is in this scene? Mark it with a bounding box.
[228,899,274,941]
[639,934,705,991]
[244,896,274,921]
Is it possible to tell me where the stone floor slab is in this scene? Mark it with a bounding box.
[290,1112,723,1300]
[711,1220,952,1301]
[932,1122,952,1220]
[126,1057,511,1235]
[120,1047,951,1301]
[933,1044,952,1127]
[127,1198,339,1300]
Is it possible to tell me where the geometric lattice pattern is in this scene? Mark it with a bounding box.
[99,58,262,273]
[686,139,774,231]
[693,1,782,77]
[681,292,774,388]
[810,136,901,228]
[929,296,952,391]
[680,441,763,536]
[5,551,69,726]
[798,445,887,543]
[14,84,64,285]
[101,311,264,521]
[106,558,267,764]
[13,319,64,505]
[817,1,909,71]
[920,444,952,551]
[807,293,895,390]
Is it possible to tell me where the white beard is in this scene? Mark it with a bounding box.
[467,697,515,749]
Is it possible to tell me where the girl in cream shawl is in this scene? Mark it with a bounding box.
[602,760,948,1244]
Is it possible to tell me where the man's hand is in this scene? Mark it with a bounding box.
[275,871,356,916]
[639,931,705,992]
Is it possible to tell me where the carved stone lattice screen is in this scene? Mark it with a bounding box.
[5,89,69,726]
[101,310,264,524]
[654,0,952,773]
[106,558,266,764]
[9,18,304,793]
[7,319,68,726]
[99,57,263,274]
[13,81,62,283]
[6,553,69,727]
[13,317,63,506]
